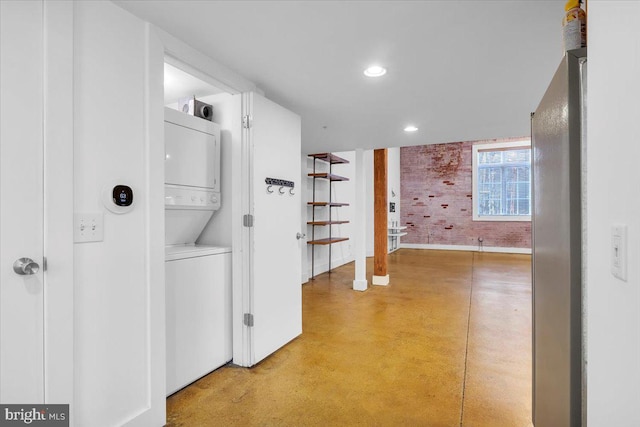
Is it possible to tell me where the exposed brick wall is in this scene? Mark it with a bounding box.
[400,138,531,249]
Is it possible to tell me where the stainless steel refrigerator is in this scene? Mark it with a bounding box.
[531,47,586,427]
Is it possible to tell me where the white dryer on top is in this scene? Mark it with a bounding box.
[164,107,221,246]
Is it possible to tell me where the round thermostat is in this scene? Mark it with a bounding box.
[102,181,136,214]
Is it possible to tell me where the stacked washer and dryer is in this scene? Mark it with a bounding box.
[164,107,232,395]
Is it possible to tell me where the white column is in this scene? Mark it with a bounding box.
[353,148,368,291]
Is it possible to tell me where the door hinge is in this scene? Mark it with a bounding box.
[244,313,254,327]
[242,115,252,129]
[243,214,254,227]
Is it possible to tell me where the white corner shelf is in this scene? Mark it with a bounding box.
[388,232,408,237]
[388,225,407,253]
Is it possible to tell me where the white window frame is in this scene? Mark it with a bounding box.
[472,139,531,222]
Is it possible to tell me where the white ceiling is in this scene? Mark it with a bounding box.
[115,0,565,154]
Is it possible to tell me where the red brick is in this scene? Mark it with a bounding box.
[400,138,531,249]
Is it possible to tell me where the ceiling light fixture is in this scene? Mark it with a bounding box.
[364,65,387,77]
[404,125,418,132]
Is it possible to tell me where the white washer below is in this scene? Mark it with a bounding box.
[165,244,232,395]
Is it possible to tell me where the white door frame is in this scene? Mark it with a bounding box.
[0,0,74,408]
[151,27,259,369]
[235,91,254,367]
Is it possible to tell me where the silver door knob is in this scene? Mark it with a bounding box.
[13,258,40,275]
[296,232,306,240]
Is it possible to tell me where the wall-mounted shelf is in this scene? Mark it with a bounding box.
[307,237,349,245]
[309,153,350,164]
[307,202,350,207]
[307,220,349,226]
[308,152,350,279]
[388,225,407,236]
[307,172,349,181]
[388,225,407,253]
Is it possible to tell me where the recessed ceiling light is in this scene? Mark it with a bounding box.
[404,125,418,132]
[364,65,387,77]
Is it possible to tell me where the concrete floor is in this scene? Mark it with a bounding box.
[166,249,532,426]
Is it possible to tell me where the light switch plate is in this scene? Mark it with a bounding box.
[611,224,627,281]
[74,212,104,243]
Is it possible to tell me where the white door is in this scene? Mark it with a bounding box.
[236,92,302,366]
[0,0,45,403]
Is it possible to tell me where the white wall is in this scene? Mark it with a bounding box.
[73,1,164,425]
[304,151,355,280]
[586,2,640,424]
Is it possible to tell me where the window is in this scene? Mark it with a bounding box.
[472,140,531,221]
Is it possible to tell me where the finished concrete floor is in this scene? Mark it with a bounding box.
[166,249,532,426]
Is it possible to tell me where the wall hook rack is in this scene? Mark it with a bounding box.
[265,177,294,195]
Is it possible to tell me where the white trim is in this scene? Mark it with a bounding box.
[400,243,531,255]
[474,140,531,152]
[153,26,258,95]
[150,13,263,386]
[232,92,253,367]
[472,139,532,222]
[352,279,368,292]
[474,215,531,222]
[139,22,166,426]
[372,274,390,286]
[230,94,246,367]
[150,21,261,370]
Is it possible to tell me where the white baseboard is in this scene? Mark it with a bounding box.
[352,279,368,291]
[302,245,530,284]
[399,243,531,255]
[372,274,390,286]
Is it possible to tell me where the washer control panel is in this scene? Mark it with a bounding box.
[165,185,220,211]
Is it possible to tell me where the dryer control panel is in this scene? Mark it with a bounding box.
[164,185,220,211]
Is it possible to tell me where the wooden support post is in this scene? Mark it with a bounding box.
[373,148,389,286]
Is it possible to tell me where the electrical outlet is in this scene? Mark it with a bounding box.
[74,212,104,243]
[611,224,627,281]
